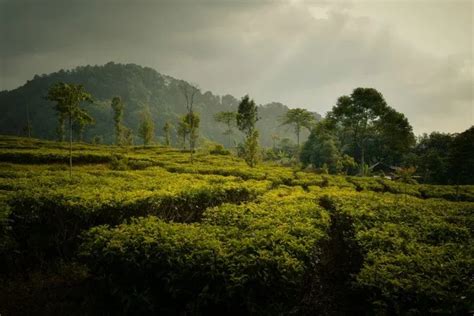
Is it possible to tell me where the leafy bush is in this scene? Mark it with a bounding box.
[1,136,474,314]
[209,144,230,155]
[310,189,474,314]
[80,187,328,315]
[6,170,270,264]
[109,154,129,170]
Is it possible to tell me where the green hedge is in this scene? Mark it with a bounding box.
[80,188,327,315]
[310,188,474,314]
[6,171,270,264]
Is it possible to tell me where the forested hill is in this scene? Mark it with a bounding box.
[0,62,320,146]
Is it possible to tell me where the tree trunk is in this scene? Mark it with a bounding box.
[190,111,195,163]
[79,127,84,142]
[296,125,300,146]
[360,146,365,176]
[69,112,72,179]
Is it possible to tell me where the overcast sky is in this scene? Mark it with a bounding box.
[0,0,472,134]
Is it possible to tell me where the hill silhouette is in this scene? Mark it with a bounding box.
[0,62,320,146]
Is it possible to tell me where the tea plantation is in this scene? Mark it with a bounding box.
[0,136,472,315]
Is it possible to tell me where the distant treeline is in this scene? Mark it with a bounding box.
[0,62,319,147]
[0,62,472,184]
[297,88,473,185]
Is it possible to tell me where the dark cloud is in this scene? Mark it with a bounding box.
[1,0,472,134]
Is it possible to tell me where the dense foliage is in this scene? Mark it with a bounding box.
[410,127,474,185]
[0,135,472,315]
[326,88,415,171]
[300,88,472,184]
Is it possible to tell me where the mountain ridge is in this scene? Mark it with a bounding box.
[0,62,321,146]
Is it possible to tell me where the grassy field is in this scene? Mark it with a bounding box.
[0,135,473,315]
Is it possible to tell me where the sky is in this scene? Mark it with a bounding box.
[0,0,472,135]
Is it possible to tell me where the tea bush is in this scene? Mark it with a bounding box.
[1,136,473,314]
[308,188,474,314]
[80,187,329,314]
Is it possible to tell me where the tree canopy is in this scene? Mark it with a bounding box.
[237,95,258,137]
[327,88,415,173]
[237,95,260,167]
[138,108,154,146]
[46,82,93,177]
[281,108,315,146]
[214,111,237,147]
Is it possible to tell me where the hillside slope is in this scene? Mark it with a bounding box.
[0,135,472,314]
[0,62,320,146]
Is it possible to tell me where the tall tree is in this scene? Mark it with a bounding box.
[243,130,260,167]
[177,116,189,150]
[214,111,237,147]
[163,121,173,147]
[47,82,93,178]
[56,113,66,142]
[281,108,315,146]
[179,82,199,161]
[237,95,260,167]
[237,95,258,137]
[301,121,343,173]
[111,97,124,145]
[185,112,200,152]
[327,88,414,175]
[73,108,94,142]
[138,108,154,146]
[122,127,134,146]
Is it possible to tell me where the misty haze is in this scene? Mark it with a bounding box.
[0,0,473,315]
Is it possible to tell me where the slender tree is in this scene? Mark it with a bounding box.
[47,82,93,178]
[122,127,134,146]
[163,121,173,147]
[177,117,189,150]
[237,95,260,167]
[281,108,315,146]
[56,113,66,142]
[111,97,124,145]
[185,112,200,152]
[138,108,154,146]
[237,95,258,137]
[243,129,260,167]
[179,82,200,161]
[214,111,237,147]
[73,108,94,142]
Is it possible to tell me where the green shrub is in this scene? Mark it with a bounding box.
[310,189,474,314]
[209,144,231,155]
[7,173,270,264]
[109,154,129,170]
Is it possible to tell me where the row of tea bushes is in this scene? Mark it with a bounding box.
[3,167,271,267]
[346,176,474,202]
[309,187,474,314]
[0,149,112,164]
[1,135,473,202]
[79,184,474,314]
[142,154,474,202]
[80,187,329,314]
